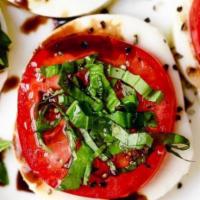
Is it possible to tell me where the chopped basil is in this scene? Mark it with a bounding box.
[121,83,138,112]
[0,160,9,185]
[36,105,61,133]
[112,124,153,150]
[107,66,164,103]
[83,162,92,185]
[40,64,61,78]
[162,133,190,150]
[0,26,11,70]
[80,129,100,154]
[135,112,157,129]
[107,111,134,128]
[67,101,90,129]
[87,64,120,112]
[59,144,93,190]
[62,84,103,112]
[0,139,11,186]
[108,141,122,155]
[34,54,190,190]
[65,124,77,161]
[0,139,11,152]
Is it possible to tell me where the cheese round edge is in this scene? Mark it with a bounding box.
[172,0,200,89]
[15,14,193,200]
[8,0,110,18]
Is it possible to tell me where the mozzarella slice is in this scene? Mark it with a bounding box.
[8,0,110,18]
[172,0,200,89]
[0,6,8,92]
[15,14,193,200]
[110,0,181,44]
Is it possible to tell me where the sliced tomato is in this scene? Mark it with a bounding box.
[17,34,176,199]
[190,0,200,62]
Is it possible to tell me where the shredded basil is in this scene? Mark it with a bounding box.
[40,64,61,78]
[0,25,11,70]
[112,124,153,150]
[67,101,91,129]
[59,144,94,190]
[107,111,134,128]
[135,112,157,129]
[0,139,11,152]
[0,139,11,186]
[107,66,164,103]
[87,64,120,112]
[0,161,9,185]
[36,54,190,190]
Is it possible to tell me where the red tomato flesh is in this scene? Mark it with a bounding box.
[17,34,176,199]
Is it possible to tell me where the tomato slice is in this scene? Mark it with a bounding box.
[190,0,200,63]
[17,34,176,199]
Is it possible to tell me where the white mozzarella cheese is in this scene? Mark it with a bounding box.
[8,0,110,18]
[172,0,200,89]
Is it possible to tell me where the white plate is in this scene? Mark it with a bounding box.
[0,0,199,200]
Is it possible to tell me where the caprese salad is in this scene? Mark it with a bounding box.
[15,15,193,200]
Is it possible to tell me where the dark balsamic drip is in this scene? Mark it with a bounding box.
[16,172,32,193]
[2,76,20,93]
[113,193,147,200]
[14,0,28,8]
[16,171,33,193]
[20,16,48,34]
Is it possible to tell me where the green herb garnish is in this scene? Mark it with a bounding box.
[0,24,11,70]
[0,138,11,186]
[36,54,190,190]
[107,66,164,103]
[59,143,93,190]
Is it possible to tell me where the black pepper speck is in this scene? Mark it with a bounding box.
[177,182,183,189]
[81,41,89,49]
[173,64,178,70]
[99,181,107,188]
[144,17,151,23]
[177,106,183,112]
[177,6,183,12]
[125,46,132,54]
[163,64,169,70]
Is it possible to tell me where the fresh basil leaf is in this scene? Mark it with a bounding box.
[67,101,90,129]
[107,111,133,128]
[40,65,61,78]
[107,66,163,103]
[161,133,190,150]
[0,28,11,70]
[0,160,9,186]
[88,64,120,112]
[59,144,93,190]
[135,112,157,129]
[0,139,11,152]
[112,124,153,150]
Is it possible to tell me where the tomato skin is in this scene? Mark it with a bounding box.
[17,34,176,199]
[190,0,200,62]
